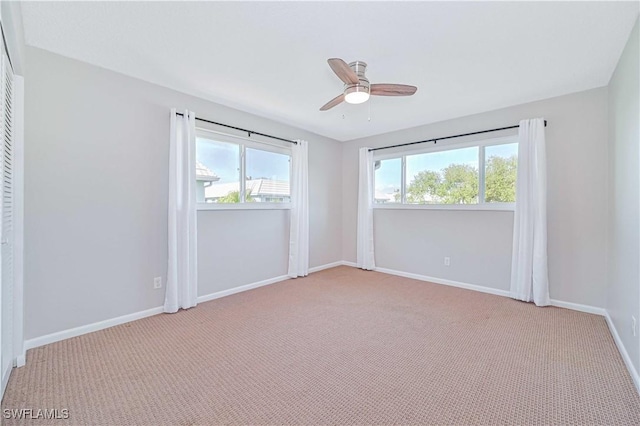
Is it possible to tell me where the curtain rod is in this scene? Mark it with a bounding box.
[175,112,297,145]
[369,120,548,152]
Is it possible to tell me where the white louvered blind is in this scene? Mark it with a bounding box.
[0,40,14,388]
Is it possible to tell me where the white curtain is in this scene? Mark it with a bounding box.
[165,109,198,313]
[510,118,549,306]
[357,147,375,270]
[288,140,309,278]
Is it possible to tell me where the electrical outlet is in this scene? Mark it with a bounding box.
[153,277,162,289]
[444,257,451,266]
[632,316,637,337]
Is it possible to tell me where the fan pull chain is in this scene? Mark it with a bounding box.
[368,99,371,122]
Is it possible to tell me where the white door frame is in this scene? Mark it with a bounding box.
[12,74,23,368]
[0,9,25,401]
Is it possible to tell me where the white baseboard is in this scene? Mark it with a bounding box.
[1,362,11,399]
[22,263,344,355]
[374,266,511,298]
[309,261,344,273]
[14,354,25,368]
[199,260,357,303]
[355,264,606,316]
[550,299,606,316]
[24,306,164,352]
[341,261,358,268]
[24,274,294,353]
[197,275,289,304]
[605,311,640,393]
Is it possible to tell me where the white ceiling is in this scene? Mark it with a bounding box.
[20,1,639,142]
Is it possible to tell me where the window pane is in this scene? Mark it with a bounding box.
[374,158,401,204]
[485,143,518,203]
[196,137,240,203]
[245,148,291,203]
[406,147,479,204]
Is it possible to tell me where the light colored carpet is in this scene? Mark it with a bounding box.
[3,266,639,425]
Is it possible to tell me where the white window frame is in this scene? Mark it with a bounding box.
[195,128,292,211]
[373,135,518,211]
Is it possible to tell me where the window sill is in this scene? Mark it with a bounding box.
[197,203,292,211]
[373,203,515,211]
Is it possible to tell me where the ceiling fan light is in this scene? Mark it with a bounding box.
[344,86,370,104]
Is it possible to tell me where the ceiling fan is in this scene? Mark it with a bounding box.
[320,58,417,111]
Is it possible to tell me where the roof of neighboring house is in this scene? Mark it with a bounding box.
[205,179,290,198]
[375,191,397,203]
[248,179,290,196]
[196,161,220,182]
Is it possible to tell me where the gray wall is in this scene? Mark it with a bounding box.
[374,210,514,290]
[24,47,343,340]
[197,209,290,295]
[607,18,639,373]
[342,88,609,307]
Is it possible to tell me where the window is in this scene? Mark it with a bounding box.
[406,146,479,205]
[374,158,401,203]
[374,137,517,209]
[484,143,518,203]
[245,148,290,203]
[195,130,291,207]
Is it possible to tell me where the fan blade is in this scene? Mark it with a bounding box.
[319,94,345,111]
[327,58,359,85]
[370,84,417,96]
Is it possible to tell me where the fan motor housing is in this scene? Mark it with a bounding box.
[345,61,370,94]
[349,61,368,78]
